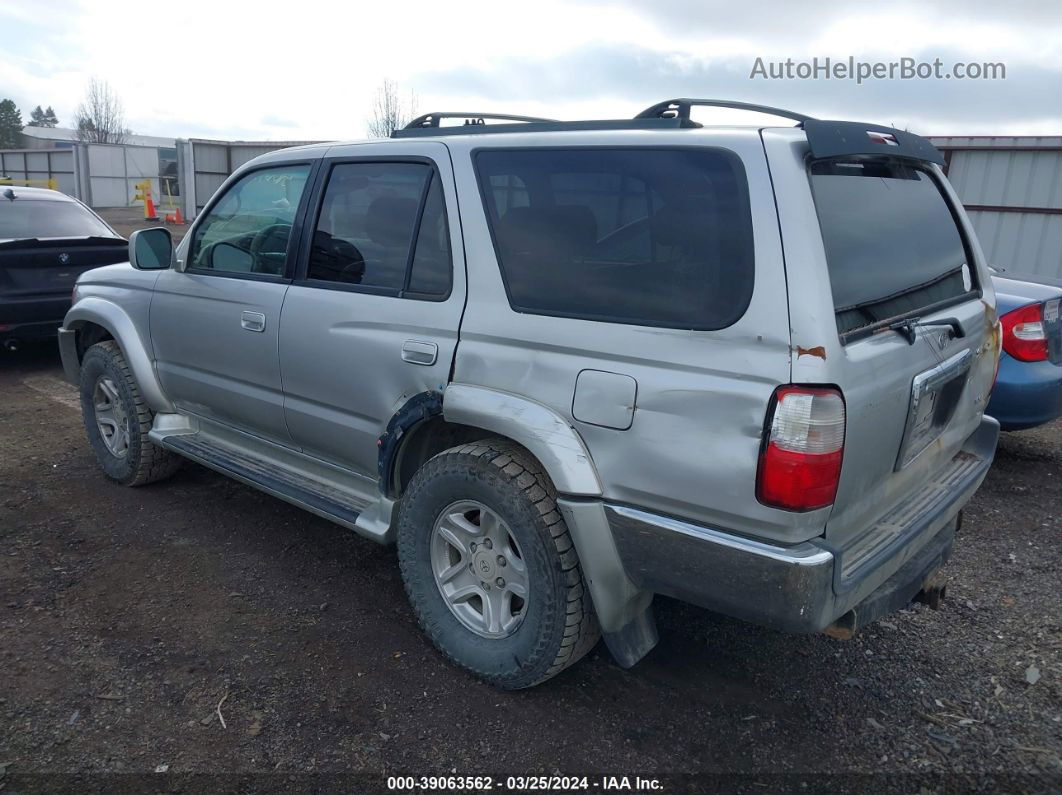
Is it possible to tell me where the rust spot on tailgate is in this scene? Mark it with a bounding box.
[795,345,827,360]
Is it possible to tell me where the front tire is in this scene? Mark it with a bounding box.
[79,341,181,486]
[397,439,600,689]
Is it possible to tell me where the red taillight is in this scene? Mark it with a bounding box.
[756,386,846,512]
[1000,304,1048,362]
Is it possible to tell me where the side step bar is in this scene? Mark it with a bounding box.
[159,433,370,534]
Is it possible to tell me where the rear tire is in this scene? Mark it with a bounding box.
[79,341,181,486]
[397,439,600,689]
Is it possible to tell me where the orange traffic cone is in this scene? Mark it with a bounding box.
[173,207,184,224]
[144,195,159,221]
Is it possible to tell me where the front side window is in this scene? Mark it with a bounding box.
[307,161,451,297]
[809,158,974,337]
[188,164,311,276]
[475,148,755,329]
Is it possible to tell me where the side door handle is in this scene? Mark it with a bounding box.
[401,340,438,366]
[241,311,266,333]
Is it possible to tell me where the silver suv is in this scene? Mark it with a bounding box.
[59,99,1001,689]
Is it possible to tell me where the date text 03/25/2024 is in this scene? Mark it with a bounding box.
[386,776,664,791]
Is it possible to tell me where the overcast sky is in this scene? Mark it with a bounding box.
[1,0,1060,141]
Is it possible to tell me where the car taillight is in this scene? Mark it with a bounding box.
[1000,304,1048,362]
[756,386,846,512]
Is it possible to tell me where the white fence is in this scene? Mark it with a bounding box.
[0,148,79,195]
[2,138,317,217]
[0,141,174,209]
[84,143,164,208]
[178,139,321,220]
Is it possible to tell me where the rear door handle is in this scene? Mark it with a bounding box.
[401,340,438,366]
[241,311,266,332]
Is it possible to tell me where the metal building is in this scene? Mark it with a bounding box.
[930,136,1062,279]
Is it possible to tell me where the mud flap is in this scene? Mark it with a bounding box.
[603,602,659,668]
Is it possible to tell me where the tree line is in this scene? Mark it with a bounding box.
[0,78,130,149]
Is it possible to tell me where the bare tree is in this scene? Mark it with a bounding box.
[74,79,130,144]
[366,79,418,138]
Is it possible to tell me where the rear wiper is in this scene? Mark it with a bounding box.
[886,316,966,345]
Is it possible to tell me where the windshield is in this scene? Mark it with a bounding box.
[809,158,974,336]
[0,198,116,240]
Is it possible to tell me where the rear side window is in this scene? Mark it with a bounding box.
[307,161,451,297]
[0,199,114,239]
[475,148,755,329]
[809,159,974,337]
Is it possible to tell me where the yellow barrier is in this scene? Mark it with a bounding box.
[0,177,59,190]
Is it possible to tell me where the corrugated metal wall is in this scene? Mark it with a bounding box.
[0,149,78,194]
[930,136,1062,279]
[179,139,321,219]
[84,143,163,208]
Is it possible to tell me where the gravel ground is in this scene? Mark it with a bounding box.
[0,343,1059,792]
[95,207,190,244]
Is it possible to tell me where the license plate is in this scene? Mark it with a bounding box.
[1045,298,1060,324]
[896,349,973,470]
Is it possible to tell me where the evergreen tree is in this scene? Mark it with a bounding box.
[28,104,60,128]
[0,99,24,148]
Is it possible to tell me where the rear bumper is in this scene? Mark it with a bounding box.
[0,294,71,328]
[987,354,1062,431]
[573,416,998,636]
[0,319,63,340]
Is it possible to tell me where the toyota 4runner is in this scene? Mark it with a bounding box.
[59,99,1002,689]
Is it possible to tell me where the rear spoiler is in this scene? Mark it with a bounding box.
[803,120,945,166]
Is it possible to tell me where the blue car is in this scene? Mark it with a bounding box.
[988,270,1062,430]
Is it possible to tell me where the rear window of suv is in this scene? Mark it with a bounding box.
[475,148,755,329]
[809,158,975,338]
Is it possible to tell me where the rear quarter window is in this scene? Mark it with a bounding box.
[809,158,975,337]
[474,147,755,330]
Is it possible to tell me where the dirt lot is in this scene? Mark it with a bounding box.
[96,207,190,245]
[0,343,1059,792]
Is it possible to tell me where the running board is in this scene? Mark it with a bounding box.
[151,419,394,543]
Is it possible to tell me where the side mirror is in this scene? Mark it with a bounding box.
[129,228,173,270]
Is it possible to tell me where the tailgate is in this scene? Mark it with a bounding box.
[762,127,999,554]
[807,156,998,550]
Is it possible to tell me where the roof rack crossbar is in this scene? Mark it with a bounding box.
[404,111,559,130]
[635,98,814,124]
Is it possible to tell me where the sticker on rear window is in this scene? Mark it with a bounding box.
[1045,299,1060,323]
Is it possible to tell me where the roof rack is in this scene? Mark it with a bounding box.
[391,116,700,139]
[635,98,814,125]
[404,112,558,129]
[388,100,942,165]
